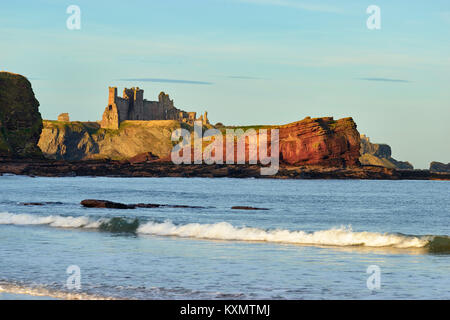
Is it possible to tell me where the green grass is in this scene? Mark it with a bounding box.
[44,120,102,135]
[218,124,276,135]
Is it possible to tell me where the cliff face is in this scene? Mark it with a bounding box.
[430,162,450,173]
[0,72,43,158]
[38,120,185,160]
[359,135,413,170]
[278,117,360,167]
[38,117,362,167]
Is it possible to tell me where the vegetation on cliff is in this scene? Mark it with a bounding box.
[0,72,43,158]
[38,120,191,160]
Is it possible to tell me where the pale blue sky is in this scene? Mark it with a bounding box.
[1,0,449,168]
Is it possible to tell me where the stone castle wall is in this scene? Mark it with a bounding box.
[101,87,208,129]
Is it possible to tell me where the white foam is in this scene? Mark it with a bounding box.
[0,212,430,248]
[137,221,430,248]
[0,212,100,228]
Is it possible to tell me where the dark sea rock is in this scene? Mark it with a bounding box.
[81,199,135,209]
[81,199,207,210]
[231,206,269,210]
[21,201,63,206]
[135,203,162,208]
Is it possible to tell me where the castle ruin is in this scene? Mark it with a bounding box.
[101,87,209,129]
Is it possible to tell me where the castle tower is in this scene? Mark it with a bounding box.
[134,87,144,102]
[101,103,120,130]
[108,87,118,105]
[122,87,145,120]
[102,87,120,129]
[133,87,144,120]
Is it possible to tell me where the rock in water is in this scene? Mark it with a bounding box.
[81,199,135,209]
[0,72,43,158]
[430,162,450,173]
[231,206,269,210]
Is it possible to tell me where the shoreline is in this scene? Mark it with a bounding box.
[1,158,450,180]
[0,292,58,300]
[0,283,113,300]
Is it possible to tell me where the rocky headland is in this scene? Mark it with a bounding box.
[430,162,450,173]
[0,72,43,158]
[37,115,361,167]
[359,134,413,169]
[1,71,449,180]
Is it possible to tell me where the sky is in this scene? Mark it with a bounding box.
[0,0,449,168]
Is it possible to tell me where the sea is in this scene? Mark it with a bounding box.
[0,175,449,299]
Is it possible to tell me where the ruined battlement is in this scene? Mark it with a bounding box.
[101,87,209,129]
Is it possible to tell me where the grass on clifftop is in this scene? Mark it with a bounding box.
[219,125,276,135]
[43,120,101,135]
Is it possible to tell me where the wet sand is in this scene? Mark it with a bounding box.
[0,292,58,300]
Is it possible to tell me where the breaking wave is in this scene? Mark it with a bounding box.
[137,221,440,249]
[1,212,449,252]
[0,212,137,233]
[0,212,101,229]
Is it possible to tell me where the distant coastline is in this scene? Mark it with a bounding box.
[1,158,449,180]
[1,72,449,180]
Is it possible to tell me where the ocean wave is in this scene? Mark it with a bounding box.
[0,212,100,228]
[1,212,449,251]
[0,212,136,232]
[137,221,433,249]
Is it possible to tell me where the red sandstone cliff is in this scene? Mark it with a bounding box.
[172,116,361,168]
[278,117,360,167]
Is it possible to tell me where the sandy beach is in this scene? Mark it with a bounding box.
[0,292,58,300]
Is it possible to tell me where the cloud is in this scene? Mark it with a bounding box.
[226,75,265,80]
[117,78,213,85]
[358,77,411,83]
[236,0,343,13]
